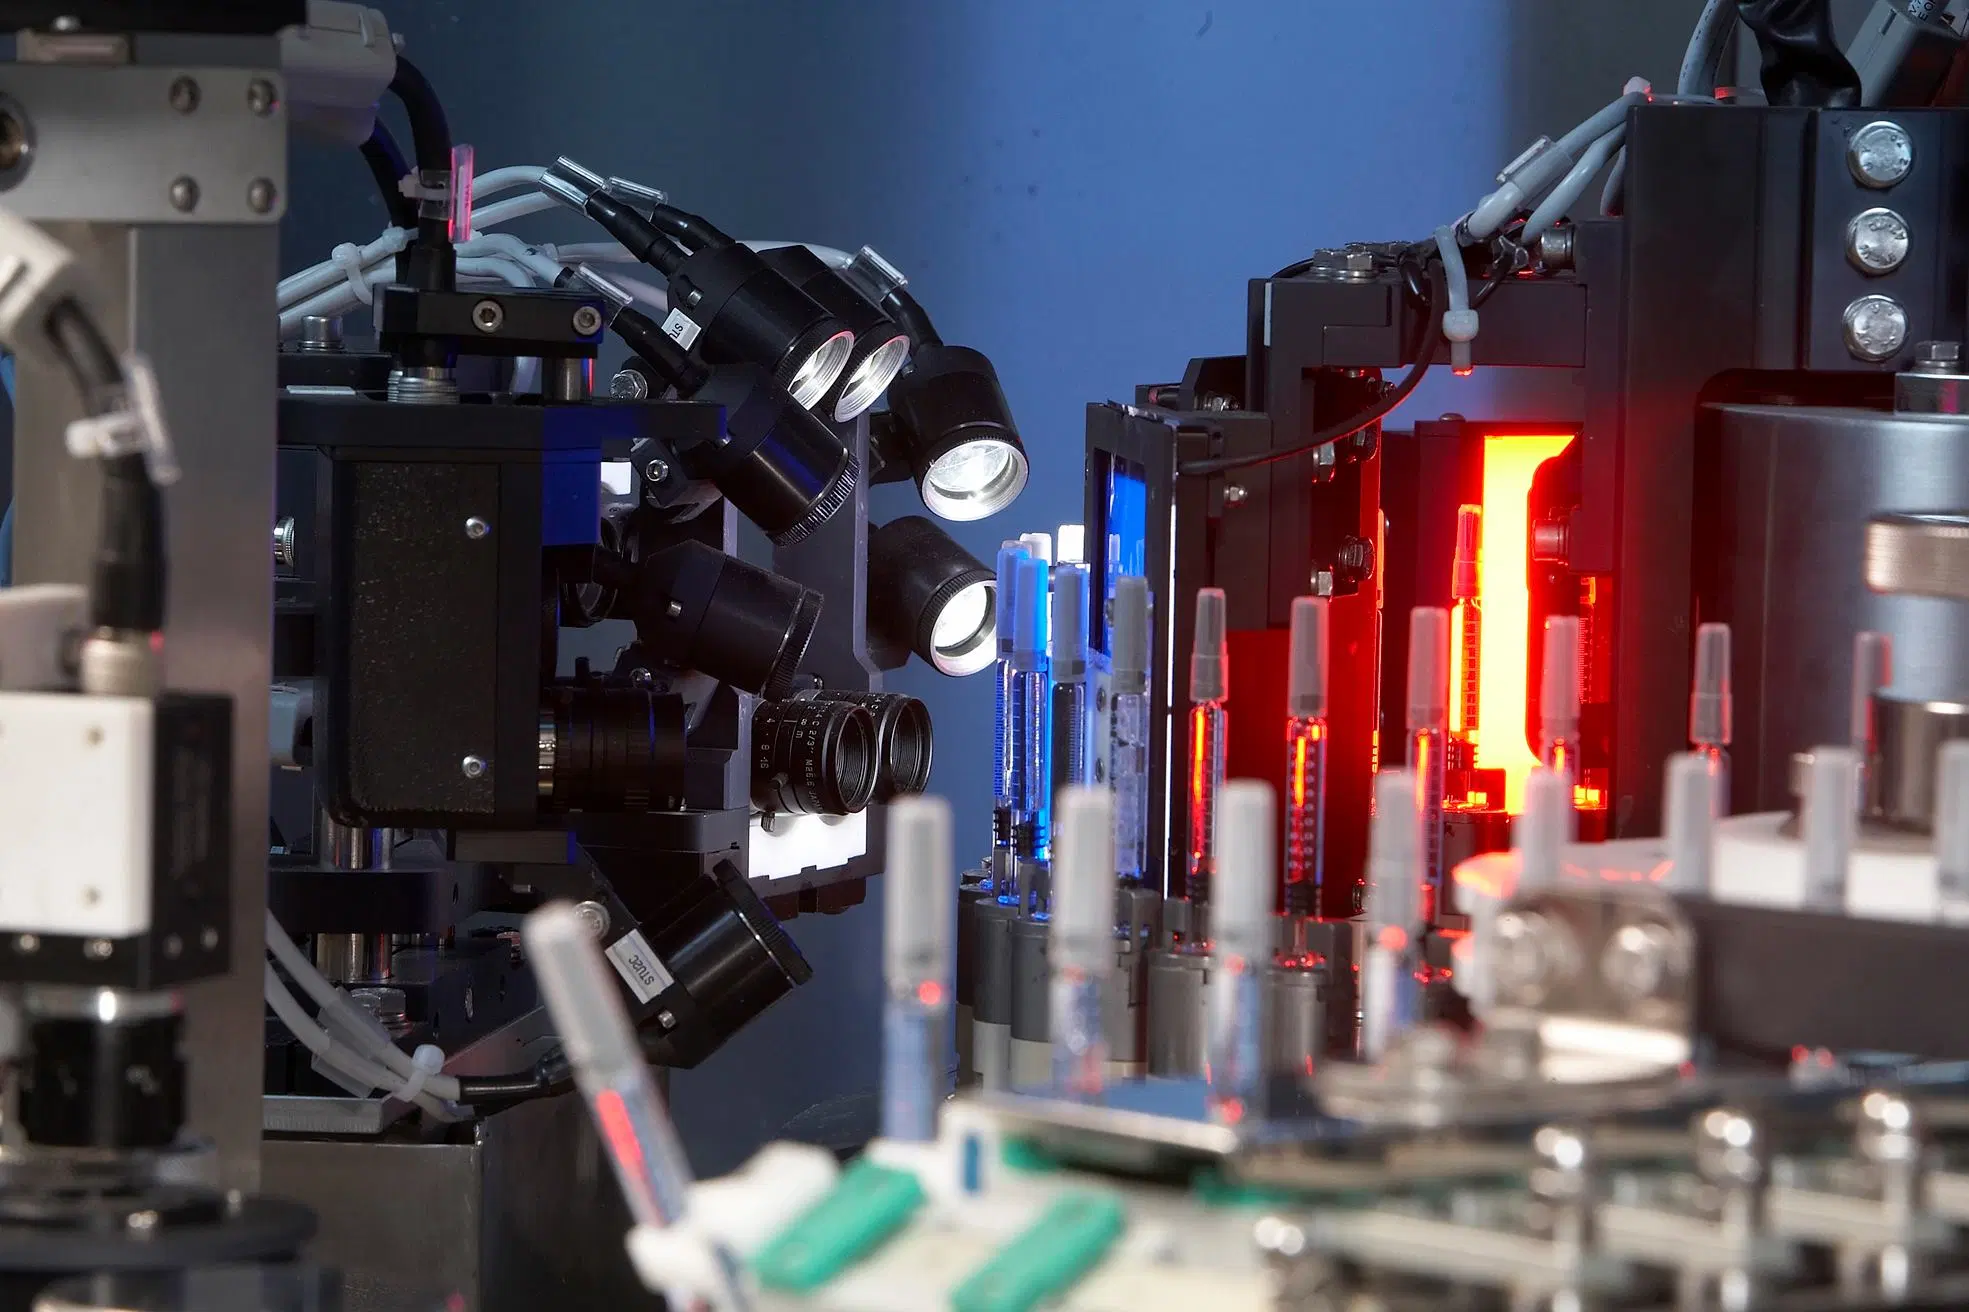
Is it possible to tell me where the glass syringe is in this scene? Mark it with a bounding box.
[1010,551,1053,907]
[1187,588,1229,907]
[1050,562,1092,793]
[882,796,953,1143]
[990,540,1031,892]
[1110,576,1152,888]
[1283,597,1329,922]
[1689,622,1732,816]
[1407,606,1450,922]
[1049,786,1114,1096]
[522,902,751,1311]
[1450,506,1483,749]
[1361,768,1423,1062]
[1540,615,1582,791]
[1208,780,1274,1121]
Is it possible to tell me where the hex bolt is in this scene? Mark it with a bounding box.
[246,78,278,116]
[571,305,603,335]
[471,300,505,334]
[611,369,650,400]
[461,755,488,780]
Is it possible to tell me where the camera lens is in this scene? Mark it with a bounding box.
[751,696,877,815]
[807,690,932,802]
[539,684,687,812]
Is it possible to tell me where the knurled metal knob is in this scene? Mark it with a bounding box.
[1865,512,1969,600]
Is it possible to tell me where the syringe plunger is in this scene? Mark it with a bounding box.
[1366,769,1422,934]
[1662,752,1716,893]
[1690,623,1732,747]
[885,796,955,995]
[1051,788,1116,975]
[1191,587,1228,702]
[1515,767,1570,892]
[1056,523,1086,565]
[1541,616,1581,745]
[994,541,1029,650]
[1018,531,1053,566]
[1113,576,1151,694]
[1451,505,1482,601]
[1287,596,1329,719]
[1050,563,1090,681]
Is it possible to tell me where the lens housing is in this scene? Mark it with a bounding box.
[866,515,997,677]
[634,860,813,1068]
[682,363,859,546]
[632,540,821,701]
[884,343,1029,520]
[538,682,687,812]
[757,245,913,422]
[808,690,933,801]
[751,696,877,815]
[670,243,854,408]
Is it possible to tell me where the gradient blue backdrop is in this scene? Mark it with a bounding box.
[277,0,1713,1172]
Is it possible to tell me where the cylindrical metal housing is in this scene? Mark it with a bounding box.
[1701,403,1969,812]
[972,899,1019,1091]
[1008,917,1051,1089]
[1263,960,1326,1078]
[1871,694,1969,831]
[1144,946,1208,1077]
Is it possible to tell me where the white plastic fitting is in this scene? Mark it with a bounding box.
[281,2,399,147]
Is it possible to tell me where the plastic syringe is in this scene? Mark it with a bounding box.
[1407,607,1450,920]
[1050,562,1093,793]
[990,540,1031,891]
[522,902,751,1310]
[1049,786,1115,1096]
[1010,552,1054,904]
[1689,622,1732,814]
[1283,597,1329,920]
[1187,588,1229,907]
[1802,745,1860,910]
[882,796,954,1142]
[1540,616,1582,792]
[1208,780,1274,1121]
[1110,576,1152,888]
[1662,752,1718,895]
[1361,768,1423,1062]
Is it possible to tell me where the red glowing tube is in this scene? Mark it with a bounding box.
[1187,589,1229,906]
[1283,597,1330,921]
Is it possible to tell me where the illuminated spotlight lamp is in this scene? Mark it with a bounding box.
[622,539,821,702]
[542,157,854,408]
[866,515,996,677]
[614,308,857,546]
[758,244,912,423]
[878,302,1028,520]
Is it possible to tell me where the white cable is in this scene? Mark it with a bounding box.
[263,910,463,1100]
[263,964,459,1118]
[469,165,549,200]
[595,265,669,312]
[1600,145,1629,217]
[474,191,559,229]
[550,240,640,264]
[464,232,569,285]
[278,255,538,335]
[1522,125,1626,247]
[1434,224,1477,371]
[278,229,409,306]
[1679,0,1736,96]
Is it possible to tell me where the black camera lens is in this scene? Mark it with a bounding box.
[806,690,932,802]
[539,683,687,813]
[751,697,877,815]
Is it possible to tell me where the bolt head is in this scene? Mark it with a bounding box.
[612,369,650,400]
[201,926,220,950]
[168,77,199,114]
[246,79,277,117]
[572,900,612,940]
[465,516,491,540]
[1845,294,1910,362]
[658,1009,678,1030]
[247,178,277,215]
[14,934,36,954]
[643,457,670,484]
[571,305,603,335]
[1849,120,1915,189]
[471,299,505,334]
[461,755,488,780]
[125,1208,160,1232]
[1223,483,1247,505]
[1847,207,1910,275]
[168,176,198,213]
[84,938,112,960]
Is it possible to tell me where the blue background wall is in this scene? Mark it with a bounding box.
[279,0,1708,1173]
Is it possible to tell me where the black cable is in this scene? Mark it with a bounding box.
[454,1050,572,1106]
[882,287,941,348]
[386,55,452,246]
[613,308,710,394]
[647,203,730,252]
[359,121,418,230]
[1177,260,1438,478]
[574,192,687,277]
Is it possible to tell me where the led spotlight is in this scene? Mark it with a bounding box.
[668,242,855,409]
[884,344,1029,520]
[758,245,912,422]
[867,516,996,677]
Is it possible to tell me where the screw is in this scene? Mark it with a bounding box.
[630,668,653,688]
[612,369,650,400]
[665,599,683,619]
[164,935,182,959]
[0,113,28,172]
[246,79,277,116]
[463,987,475,1021]
[1312,569,1335,597]
[461,755,488,780]
[1915,340,1963,372]
[760,812,781,835]
[465,516,491,540]
[1845,293,1910,362]
[86,726,102,745]
[168,177,198,213]
[571,304,603,335]
[85,938,112,960]
[1848,120,1915,190]
[644,457,670,483]
[1094,758,1107,783]
[201,927,219,950]
[1223,484,1248,505]
[168,77,199,114]
[685,289,703,309]
[1336,537,1375,577]
[14,935,36,954]
[471,299,505,334]
[572,900,612,940]
[247,178,277,215]
[658,1010,677,1030]
[272,517,297,570]
[125,1209,159,1233]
